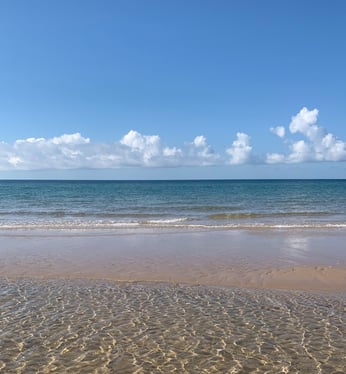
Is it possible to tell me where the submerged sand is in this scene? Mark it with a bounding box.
[2,278,345,373]
[1,228,346,291]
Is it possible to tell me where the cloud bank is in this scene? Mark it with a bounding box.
[0,107,345,170]
[0,131,223,170]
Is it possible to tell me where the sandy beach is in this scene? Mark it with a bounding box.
[1,228,346,372]
[1,228,346,291]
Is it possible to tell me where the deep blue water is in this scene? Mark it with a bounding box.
[0,179,345,229]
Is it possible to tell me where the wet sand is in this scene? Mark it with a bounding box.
[1,229,346,372]
[1,228,346,291]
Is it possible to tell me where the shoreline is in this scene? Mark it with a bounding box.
[1,228,346,292]
[2,265,346,293]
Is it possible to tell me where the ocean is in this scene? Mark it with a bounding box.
[0,179,345,230]
[1,179,346,372]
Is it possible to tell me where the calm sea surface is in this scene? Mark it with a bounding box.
[0,179,345,230]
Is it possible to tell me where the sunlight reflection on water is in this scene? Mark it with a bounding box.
[0,279,345,373]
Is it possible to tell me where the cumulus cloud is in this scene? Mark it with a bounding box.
[289,107,319,136]
[0,131,222,170]
[1,109,345,171]
[120,130,162,165]
[226,132,253,165]
[1,133,92,170]
[287,140,314,163]
[186,135,221,165]
[266,107,346,163]
[118,130,187,167]
[270,126,285,138]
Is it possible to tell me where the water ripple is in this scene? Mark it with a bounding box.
[0,279,345,373]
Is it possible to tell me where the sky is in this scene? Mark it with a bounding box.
[0,0,345,179]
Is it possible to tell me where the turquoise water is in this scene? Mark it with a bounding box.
[0,179,345,230]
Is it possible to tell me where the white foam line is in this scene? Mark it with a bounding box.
[0,222,345,230]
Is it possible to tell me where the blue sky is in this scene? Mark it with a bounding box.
[0,0,345,179]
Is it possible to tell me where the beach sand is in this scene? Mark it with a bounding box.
[1,228,346,291]
[1,229,346,372]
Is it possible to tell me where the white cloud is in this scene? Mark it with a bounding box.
[0,131,222,170]
[289,107,319,135]
[1,109,345,171]
[226,132,253,165]
[192,135,207,148]
[15,133,90,146]
[270,126,285,138]
[186,135,220,165]
[51,133,90,145]
[266,107,346,163]
[8,155,23,167]
[320,133,346,161]
[266,153,286,164]
[287,140,314,163]
[120,130,162,165]
[163,146,181,157]
[120,130,159,151]
[118,130,188,167]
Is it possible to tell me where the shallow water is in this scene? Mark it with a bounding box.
[0,279,345,373]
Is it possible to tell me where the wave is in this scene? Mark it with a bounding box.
[208,212,335,220]
[0,220,345,231]
[0,211,168,219]
[183,205,242,212]
[1,210,335,222]
[144,218,190,224]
